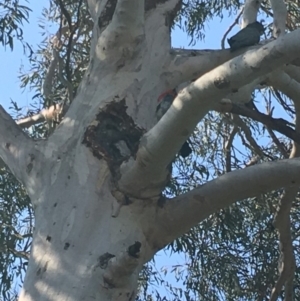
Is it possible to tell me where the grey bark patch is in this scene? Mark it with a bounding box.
[127,241,141,258]
[64,242,70,250]
[43,261,48,272]
[164,0,182,30]
[83,99,144,176]
[157,195,166,208]
[26,154,35,173]
[214,77,230,89]
[98,252,115,269]
[98,0,118,32]
[26,163,33,173]
[36,261,48,276]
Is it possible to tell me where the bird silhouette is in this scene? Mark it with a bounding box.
[228,21,265,52]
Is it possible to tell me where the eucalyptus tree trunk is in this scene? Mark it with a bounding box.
[1,0,300,300]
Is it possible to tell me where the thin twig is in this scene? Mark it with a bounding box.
[216,101,299,144]
[223,125,238,172]
[221,7,244,49]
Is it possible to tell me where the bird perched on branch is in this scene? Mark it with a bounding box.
[156,89,192,158]
[227,21,265,52]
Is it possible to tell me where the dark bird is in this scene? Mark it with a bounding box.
[227,21,265,52]
[156,89,192,158]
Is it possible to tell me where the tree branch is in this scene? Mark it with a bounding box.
[118,29,300,198]
[269,79,300,301]
[86,0,99,21]
[270,0,287,37]
[231,114,265,156]
[102,242,141,288]
[268,71,300,108]
[168,49,233,89]
[42,50,58,99]
[0,106,34,182]
[223,77,264,104]
[109,0,144,43]
[94,0,145,62]
[16,104,66,128]
[284,65,300,84]
[144,0,182,53]
[270,190,296,301]
[221,8,244,49]
[215,100,300,144]
[153,157,300,248]
[267,127,289,158]
[224,125,238,172]
[242,0,262,27]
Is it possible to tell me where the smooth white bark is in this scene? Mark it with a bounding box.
[242,0,262,27]
[2,1,300,300]
[0,106,35,183]
[268,71,300,105]
[284,65,300,84]
[270,0,287,37]
[109,0,144,43]
[155,158,300,247]
[119,28,300,197]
